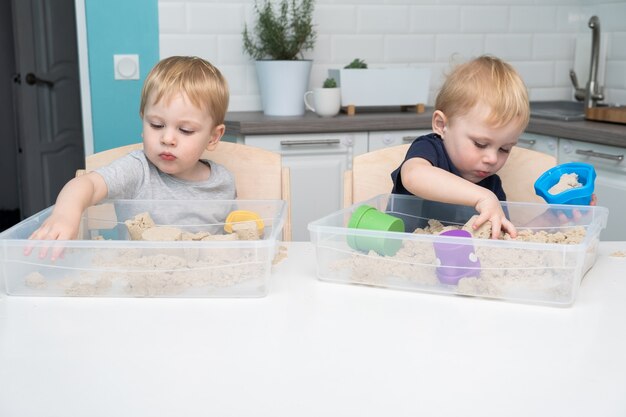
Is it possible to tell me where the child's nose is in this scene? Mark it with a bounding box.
[483,149,498,164]
[161,129,176,145]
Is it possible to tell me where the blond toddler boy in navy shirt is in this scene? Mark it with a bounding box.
[392,55,530,239]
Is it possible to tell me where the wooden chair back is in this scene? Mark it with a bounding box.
[497,145,557,203]
[343,144,556,207]
[78,141,292,240]
[343,144,409,208]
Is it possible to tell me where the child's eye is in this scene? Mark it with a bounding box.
[179,128,195,135]
[473,142,487,149]
[499,148,511,154]
[149,122,163,129]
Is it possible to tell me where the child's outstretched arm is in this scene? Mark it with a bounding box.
[25,172,108,259]
[401,158,517,239]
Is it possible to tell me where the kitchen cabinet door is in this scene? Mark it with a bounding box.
[368,130,431,151]
[559,139,626,241]
[245,132,368,241]
[517,133,558,158]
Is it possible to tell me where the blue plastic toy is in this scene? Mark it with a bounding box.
[534,162,596,205]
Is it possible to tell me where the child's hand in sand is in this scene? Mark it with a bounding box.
[474,195,517,239]
[24,212,80,261]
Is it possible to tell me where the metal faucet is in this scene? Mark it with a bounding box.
[569,15,604,108]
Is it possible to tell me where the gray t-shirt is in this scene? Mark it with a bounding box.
[95,150,236,230]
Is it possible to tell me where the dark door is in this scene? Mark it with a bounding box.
[11,0,85,217]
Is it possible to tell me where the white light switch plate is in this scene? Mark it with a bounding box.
[114,54,140,80]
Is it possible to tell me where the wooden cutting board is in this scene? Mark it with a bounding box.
[585,106,626,125]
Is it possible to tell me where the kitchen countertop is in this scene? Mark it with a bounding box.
[225,108,626,148]
[1,241,625,417]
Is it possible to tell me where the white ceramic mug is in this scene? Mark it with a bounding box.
[303,88,341,117]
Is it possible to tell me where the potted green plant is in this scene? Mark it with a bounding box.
[304,78,341,117]
[328,58,431,111]
[243,0,317,116]
[322,77,337,88]
[344,58,368,69]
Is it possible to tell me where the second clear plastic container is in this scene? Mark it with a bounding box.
[308,194,608,307]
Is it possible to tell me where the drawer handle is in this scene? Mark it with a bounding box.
[280,139,341,146]
[575,149,624,162]
[402,136,416,143]
[518,138,536,145]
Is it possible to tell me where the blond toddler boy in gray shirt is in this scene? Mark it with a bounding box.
[27,56,235,259]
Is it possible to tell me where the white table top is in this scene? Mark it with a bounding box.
[1,241,626,417]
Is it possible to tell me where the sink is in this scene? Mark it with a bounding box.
[529,100,585,121]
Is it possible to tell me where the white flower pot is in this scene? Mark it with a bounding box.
[328,67,430,107]
[255,60,312,116]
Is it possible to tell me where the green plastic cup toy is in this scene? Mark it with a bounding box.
[347,205,405,256]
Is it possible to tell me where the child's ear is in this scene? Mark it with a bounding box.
[432,110,447,136]
[206,124,225,151]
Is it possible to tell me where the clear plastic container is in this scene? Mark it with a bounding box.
[308,194,608,307]
[0,199,286,298]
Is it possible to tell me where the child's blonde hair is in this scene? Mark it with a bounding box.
[140,56,229,125]
[436,55,529,129]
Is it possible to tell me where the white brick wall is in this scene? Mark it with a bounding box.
[158,0,626,111]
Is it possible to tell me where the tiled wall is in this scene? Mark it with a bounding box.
[158,0,626,111]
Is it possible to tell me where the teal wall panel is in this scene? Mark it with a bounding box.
[85,0,159,152]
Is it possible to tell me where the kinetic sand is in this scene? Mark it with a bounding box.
[24,212,270,296]
[330,216,589,302]
[549,172,583,195]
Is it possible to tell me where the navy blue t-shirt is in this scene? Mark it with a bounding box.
[390,133,507,201]
[389,133,507,228]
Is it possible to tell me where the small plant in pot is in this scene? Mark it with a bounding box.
[322,77,337,88]
[344,58,368,69]
[304,77,341,118]
[328,57,431,114]
[243,0,317,116]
